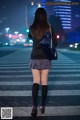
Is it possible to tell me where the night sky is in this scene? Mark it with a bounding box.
[0,0,41,32]
[0,0,29,32]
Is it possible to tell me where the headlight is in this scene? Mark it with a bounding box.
[74,45,77,48]
[75,43,78,46]
[69,44,73,47]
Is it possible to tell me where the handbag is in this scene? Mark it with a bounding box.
[40,25,58,60]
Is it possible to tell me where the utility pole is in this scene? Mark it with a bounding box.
[25,0,29,28]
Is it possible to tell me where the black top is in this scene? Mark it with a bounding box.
[28,25,58,59]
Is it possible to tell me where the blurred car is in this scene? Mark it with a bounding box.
[24,43,33,47]
[69,43,80,49]
[24,39,33,47]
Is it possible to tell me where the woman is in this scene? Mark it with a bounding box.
[28,8,57,116]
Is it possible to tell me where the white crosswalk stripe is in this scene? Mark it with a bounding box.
[0,51,80,117]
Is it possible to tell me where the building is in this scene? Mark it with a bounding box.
[41,0,80,33]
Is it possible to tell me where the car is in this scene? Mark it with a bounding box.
[69,43,80,49]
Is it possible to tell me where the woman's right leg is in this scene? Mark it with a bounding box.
[32,69,40,106]
[31,69,40,116]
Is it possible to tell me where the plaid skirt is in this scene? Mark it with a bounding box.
[29,59,51,70]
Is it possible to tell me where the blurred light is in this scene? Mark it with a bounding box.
[26,29,29,33]
[29,43,33,46]
[75,43,78,46]
[5,27,10,33]
[19,34,22,37]
[57,35,60,39]
[69,44,73,47]
[5,43,8,45]
[24,43,28,46]
[21,39,26,42]
[16,39,20,42]
[14,31,19,35]
[31,1,34,6]
[29,39,33,43]
[75,45,77,48]
[37,3,41,8]
[9,34,12,38]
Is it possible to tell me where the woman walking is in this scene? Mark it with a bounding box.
[28,8,57,116]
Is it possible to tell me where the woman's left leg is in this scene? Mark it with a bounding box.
[40,69,49,113]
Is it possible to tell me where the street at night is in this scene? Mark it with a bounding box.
[0,47,80,120]
[0,0,80,119]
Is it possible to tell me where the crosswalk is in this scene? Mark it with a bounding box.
[0,51,80,118]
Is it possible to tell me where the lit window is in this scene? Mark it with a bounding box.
[58,15,71,17]
[54,6,71,8]
[62,21,71,23]
[62,24,71,26]
[61,18,71,20]
[55,9,71,11]
[56,12,71,14]
[63,26,71,29]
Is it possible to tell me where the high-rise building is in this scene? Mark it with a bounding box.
[42,0,80,33]
[71,0,80,31]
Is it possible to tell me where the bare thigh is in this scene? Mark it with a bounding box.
[41,69,49,85]
[32,69,41,84]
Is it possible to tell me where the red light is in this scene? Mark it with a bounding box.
[24,43,28,46]
[57,35,60,39]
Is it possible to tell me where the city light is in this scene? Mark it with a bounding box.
[29,39,33,43]
[5,27,10,33]
[69,44,73,48]
[37,3,41,8]
[57,35,60,39]
[9,34,12,38]
[14,31,19,35]
[26,29,29,33]
[31,1,34,6]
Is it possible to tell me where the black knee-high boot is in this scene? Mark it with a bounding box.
[40,85,48,114]
[32,83,39,106]
[42,85,48,106]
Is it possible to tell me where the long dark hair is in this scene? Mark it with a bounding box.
[30,8,49,40]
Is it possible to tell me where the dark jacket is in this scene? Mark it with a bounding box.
[28,25,58,59]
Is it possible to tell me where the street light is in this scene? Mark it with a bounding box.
[31,1,34,6]
[26,29,29,33]
[37,3,41,8]
[5,27,10,33]
[14,31,19,35]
